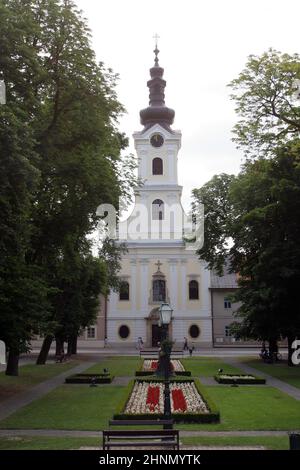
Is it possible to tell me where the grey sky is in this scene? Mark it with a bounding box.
[76,0,299,211]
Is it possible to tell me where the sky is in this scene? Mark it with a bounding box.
[76,0,300,211]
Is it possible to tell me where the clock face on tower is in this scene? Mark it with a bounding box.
[150,133,164,148]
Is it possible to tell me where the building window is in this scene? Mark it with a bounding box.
[87,327,96,339]
[225,326,231,337]
[119,281,129,301]
[189,324,200,339]
[152,199,164,220]
[189,280,199,300]
[119,325,130,339]
[224,297,231,309]
[152,157,163,175]
[153,279,166,302]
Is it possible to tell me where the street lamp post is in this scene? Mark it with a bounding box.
[158,303,173,430]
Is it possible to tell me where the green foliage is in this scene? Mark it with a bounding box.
[229,49,300,158]
[0,0,137,366]
[192,174,236,275]
[194,143,300,346]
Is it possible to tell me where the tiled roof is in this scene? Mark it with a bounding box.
[210,267,239,289]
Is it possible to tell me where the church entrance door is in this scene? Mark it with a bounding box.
[152,325,161,347]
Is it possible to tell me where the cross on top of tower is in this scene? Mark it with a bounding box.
[155,260,163,272]
[153,33,160,66]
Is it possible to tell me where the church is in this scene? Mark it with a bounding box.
[106,45,212,348]
[33,45,251,351]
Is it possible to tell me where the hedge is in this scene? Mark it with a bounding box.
[135,360,191,377]
[65,373,114,384]
[214,374,266,385]
[113,378,220,423]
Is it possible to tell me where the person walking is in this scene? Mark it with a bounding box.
[183,337,188,351]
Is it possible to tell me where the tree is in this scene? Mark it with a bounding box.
[229,49,300,158]
[193,142,300,364]
[0,0,137,371]
[0,103,51,375]
[192,174,236,275]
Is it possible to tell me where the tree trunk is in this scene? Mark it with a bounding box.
[268,337,278,361]
[36,335,53,365]
[287,335,295,367]
[67,338,72,355]
[55,336,64,356]
[67,335,78,355]
[6,349,19,376]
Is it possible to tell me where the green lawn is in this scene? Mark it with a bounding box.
[181,436,289,450]
[181,357,243,377]
[245,359,300,389]
[0,436,101,450]
[0,385,126,430]
[0,435,290,450]
[85,357,142,377]
[2,377,300,432]
[0,361,79,402]
[178,385,300,431]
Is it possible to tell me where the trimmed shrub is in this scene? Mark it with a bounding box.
[113,378,220,423]
[214,374,265,385]
[65,373,113,384]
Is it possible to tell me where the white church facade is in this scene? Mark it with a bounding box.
[106,46,212,348]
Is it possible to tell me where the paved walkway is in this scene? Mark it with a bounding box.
[112,376,132,386]
[0,362,95,422]
[223,358,300,401]
[0,428,296,438]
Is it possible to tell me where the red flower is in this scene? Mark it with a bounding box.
[172,388,187,412]
[150,361,158,370]
[146,386,160,412]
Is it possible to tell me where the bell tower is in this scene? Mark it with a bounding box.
[130,42,184,242]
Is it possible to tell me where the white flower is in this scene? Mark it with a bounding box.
[124,381,209,415]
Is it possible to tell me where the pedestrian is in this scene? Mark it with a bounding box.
[183,337,188,351]
[104,336,108,348]
[189,345,195,357]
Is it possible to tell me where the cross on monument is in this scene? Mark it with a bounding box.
[155,260,163,272]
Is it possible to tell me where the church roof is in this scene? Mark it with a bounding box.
[140,43,175,131]
[210,264,239,289]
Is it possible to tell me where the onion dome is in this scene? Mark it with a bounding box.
[140,45,175,130]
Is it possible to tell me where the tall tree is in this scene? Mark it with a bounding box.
[0,104,51,375]
[193,142,300,364]
[229,49,300,158]
[0,0,137,372]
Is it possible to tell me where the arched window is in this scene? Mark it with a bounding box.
[152,157,163,175]
[189,280,199,300]
[119,281,129,301]
[153,279,166,302]
[152,199,164,220]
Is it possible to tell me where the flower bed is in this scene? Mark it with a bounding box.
[135,359,191,377]
[214,374,265,385]
[65,373,113,384]
[114,378,220,423]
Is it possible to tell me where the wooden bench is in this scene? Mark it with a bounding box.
[102,429,179,450]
